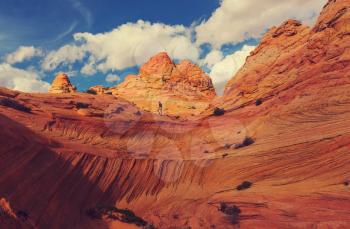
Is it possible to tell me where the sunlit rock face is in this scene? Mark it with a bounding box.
[109,52,216,116]
[49,73,77,94]
[221,0,350,110]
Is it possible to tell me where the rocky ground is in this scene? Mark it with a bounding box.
[0,0,350,228]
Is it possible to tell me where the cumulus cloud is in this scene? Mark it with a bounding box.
[42,44,87,71]
[43,20,200,74]
[0,64,50,92]
[5,46,42,64]
[209,45,255,95]
[77,20,199,71]
[201,49,223,68]
[105,74,121,83]
[7,0,328,93]
[65,70,78,77]
[81,57,97,75]
[195,0,327,48]
[39,0,328,79]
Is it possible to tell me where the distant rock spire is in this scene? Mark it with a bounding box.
[49,73,77,94]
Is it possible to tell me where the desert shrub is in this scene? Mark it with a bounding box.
[234,137,255,149]
[219,203,228,212]
[16,211,29,221]
[85,208,101,219]
[117,208,147,226]
[255,99,263,106]
[144,224,156,229]
[213,108,225,116]
[86,89,97,95]
[229,206,241,225]
[243,137,254,146]
[135,111,142,116]
[76,102,89,109]
[224,144,232,149]
[224,205,241,216]
[219,203,241,225]
[115,107,124,114]
[236,181,253,191]
[344,181,349,186]
[86,206,154,227]
[0,97,31,113]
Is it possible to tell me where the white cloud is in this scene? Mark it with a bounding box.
[105,74,121,83]
[70,0,93,28]
[81,56,97,75]
[201,49,223,68]
[195,0,327,48]
[209,45,255,95]
[42,44,87,71]
[39,0,328,78]
[166,36,199,62]
[19,0,329,95]
[65,70,78,77]
[50,21,78,43]
[0,63,50,92]
[43,20,200,74]
[5,46,42,64]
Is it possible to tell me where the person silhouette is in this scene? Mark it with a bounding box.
[158,101,163,115]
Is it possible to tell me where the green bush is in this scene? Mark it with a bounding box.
[213,108,225,116]
[86,206,155,228]
[86,89,97,95]
[236,181,253,191]
[115,107,124,114]
[234,137,255,149]
[255,99,263,106]
[219,203,241,225]
[16,210,29,221]
[76,102,89,109]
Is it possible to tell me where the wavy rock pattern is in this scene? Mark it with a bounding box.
[1,0,350,228]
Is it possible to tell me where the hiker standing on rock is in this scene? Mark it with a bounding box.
[158,101,163,115]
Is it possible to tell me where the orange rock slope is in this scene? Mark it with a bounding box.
[109,52,216,116]
[49,72,77,94]
[221,0,350,110]
[0,0,350,228]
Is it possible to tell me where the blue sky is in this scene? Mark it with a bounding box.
[0,0,326,94]
[0,0,219,51]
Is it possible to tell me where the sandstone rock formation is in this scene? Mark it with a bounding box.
[109,52,216,116]
[87,85,109,95]
[0,0,350,228]
[49,72,77,93]
[220,0,350,111]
